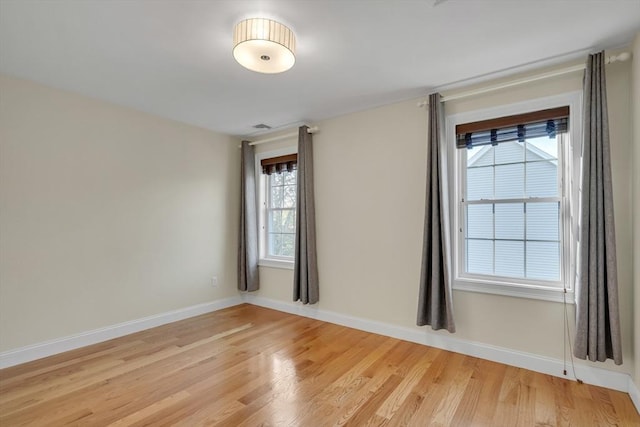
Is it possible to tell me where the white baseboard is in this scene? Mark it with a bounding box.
[241,294,635,397]
[0,296,242,369]
[2,292,638,415]
[629,378,640,414]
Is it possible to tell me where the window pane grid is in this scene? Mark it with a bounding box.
[266,169,297,258]
[464,201,561,281]
[463,135,562,284]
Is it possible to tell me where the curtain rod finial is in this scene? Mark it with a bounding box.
[417,100,428,108]
[615,52,631,62]
[606,52,631,64]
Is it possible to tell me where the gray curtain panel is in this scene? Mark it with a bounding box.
[417,93,455,333]
[238,141,260,292]
[574,52,622,364]
[293,126,319,304]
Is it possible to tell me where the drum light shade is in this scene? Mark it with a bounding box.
[233,18,296,74]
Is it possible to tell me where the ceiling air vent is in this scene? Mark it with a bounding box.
[252,123,272,129]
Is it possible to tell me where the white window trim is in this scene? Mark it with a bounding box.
[255,146,297,270]
[445,91,582,303]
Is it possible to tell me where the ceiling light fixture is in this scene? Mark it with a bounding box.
[233,18,296,74]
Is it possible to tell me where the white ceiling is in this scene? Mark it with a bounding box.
[1,0,639,137]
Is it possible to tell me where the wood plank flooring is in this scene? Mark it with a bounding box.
[1,304,638,426]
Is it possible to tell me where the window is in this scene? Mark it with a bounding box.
[448,93,581,302]
[265,169,296,258]
[464,134,564,282]
[257,149,297,268]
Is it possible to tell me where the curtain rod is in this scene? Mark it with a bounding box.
[247,126,319,146]
[416,52,631,107]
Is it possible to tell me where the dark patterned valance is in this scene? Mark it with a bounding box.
[261,154,297,175]
[456,106,569,149]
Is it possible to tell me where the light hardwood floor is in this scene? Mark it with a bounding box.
[1,304,638,426]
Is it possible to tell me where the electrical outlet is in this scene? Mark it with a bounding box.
[211,276,218,287]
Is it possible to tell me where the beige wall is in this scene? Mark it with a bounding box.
[254,57,635,376]
[631,33,640,386]
[0,74,240,352]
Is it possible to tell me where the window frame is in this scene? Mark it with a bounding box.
[446,91,582,303]
[256,146,297,270]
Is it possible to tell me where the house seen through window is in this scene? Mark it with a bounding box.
[464,136,562,281]
[455,105,571,291]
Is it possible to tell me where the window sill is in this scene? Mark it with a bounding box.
[453,278,574,303]
[259,258,294,270]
